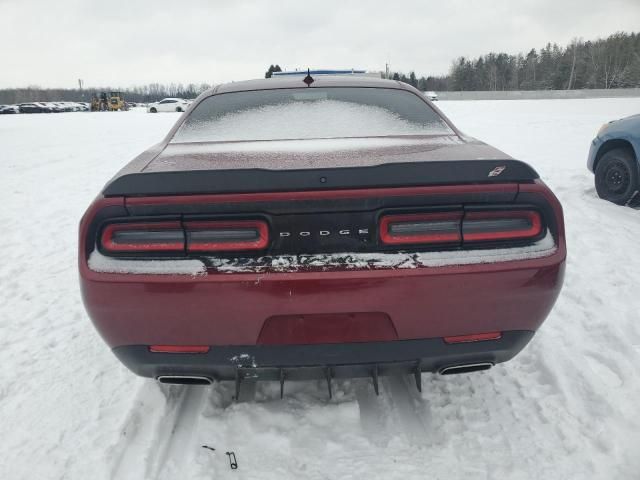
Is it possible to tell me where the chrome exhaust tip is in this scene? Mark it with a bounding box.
[439,362,494,375]
[156,375,213,385]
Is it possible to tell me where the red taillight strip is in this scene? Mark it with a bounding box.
[101,221,184,252]
[379,212,463,245]
[184,220,269,252]
[444,332,502,344]
[149,345,210,353]
[462,210,542,242]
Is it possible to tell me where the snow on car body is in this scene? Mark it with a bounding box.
[79,76,566,391]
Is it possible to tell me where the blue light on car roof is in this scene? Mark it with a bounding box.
[272,69,367,76]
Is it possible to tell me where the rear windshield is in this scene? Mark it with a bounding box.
[171,87,453,143]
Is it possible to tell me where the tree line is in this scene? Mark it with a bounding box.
[2,31,638,104]
[0,83,213,105]
[388,32,640,91]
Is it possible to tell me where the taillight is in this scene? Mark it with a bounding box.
[99,219,269,254]
[379,212,463,245]
[379,209,544,246]
[100,221,185,253]
[185,220,269,252]
[462,210,542,242]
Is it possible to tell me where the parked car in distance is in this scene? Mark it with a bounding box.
[80,76,566,397]
[59,102,83,112]
[38,102,59,112]
[147,98,190,113]
[18,103,52,113]
[425,91,438,101]
[53,102,73,112]
[587,114,640,205]
[0,104,19,114]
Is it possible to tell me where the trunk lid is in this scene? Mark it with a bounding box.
[103,136,538,197]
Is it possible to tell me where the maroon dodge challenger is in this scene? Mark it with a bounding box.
[79,75,565,397]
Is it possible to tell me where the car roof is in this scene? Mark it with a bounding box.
[212,75,411,95]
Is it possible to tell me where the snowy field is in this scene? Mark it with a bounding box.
[1,98,640,479]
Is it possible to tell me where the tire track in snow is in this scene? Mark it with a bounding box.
[354,379,390,446]
[108,382,172,480]
[383,375,433,445]
[109,383,209,480]
[150,386,208,480]
[354,374,434,446]
[355,374,436,446]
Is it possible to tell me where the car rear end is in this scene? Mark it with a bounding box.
[79,78,565,393]
[80,179,565,389]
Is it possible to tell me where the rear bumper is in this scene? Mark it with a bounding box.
[113,330,534,381]
[82,255,564,348]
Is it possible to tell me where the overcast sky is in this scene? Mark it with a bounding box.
[1,0,639,89]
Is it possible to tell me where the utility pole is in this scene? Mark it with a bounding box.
[78,79,84,100]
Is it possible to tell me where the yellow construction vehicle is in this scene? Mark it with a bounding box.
[108,91,127,111]
[90,91,128,111]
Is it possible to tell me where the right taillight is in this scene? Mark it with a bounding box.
[462,210,543,242]
[379,209,544,247]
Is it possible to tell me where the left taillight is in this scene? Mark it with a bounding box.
[100,221,185,253]
[185,220,269,252]
[99,219,269,254]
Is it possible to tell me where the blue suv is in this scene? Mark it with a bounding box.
[588,114,640,205]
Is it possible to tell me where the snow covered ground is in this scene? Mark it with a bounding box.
[1,99,640,479]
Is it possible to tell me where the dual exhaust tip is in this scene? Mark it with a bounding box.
[156,362,494,386]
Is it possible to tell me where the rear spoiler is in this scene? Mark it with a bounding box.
[103,160,539,197]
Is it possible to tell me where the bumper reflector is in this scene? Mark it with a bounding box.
[443,332,502,344]
[149,345,211,353]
